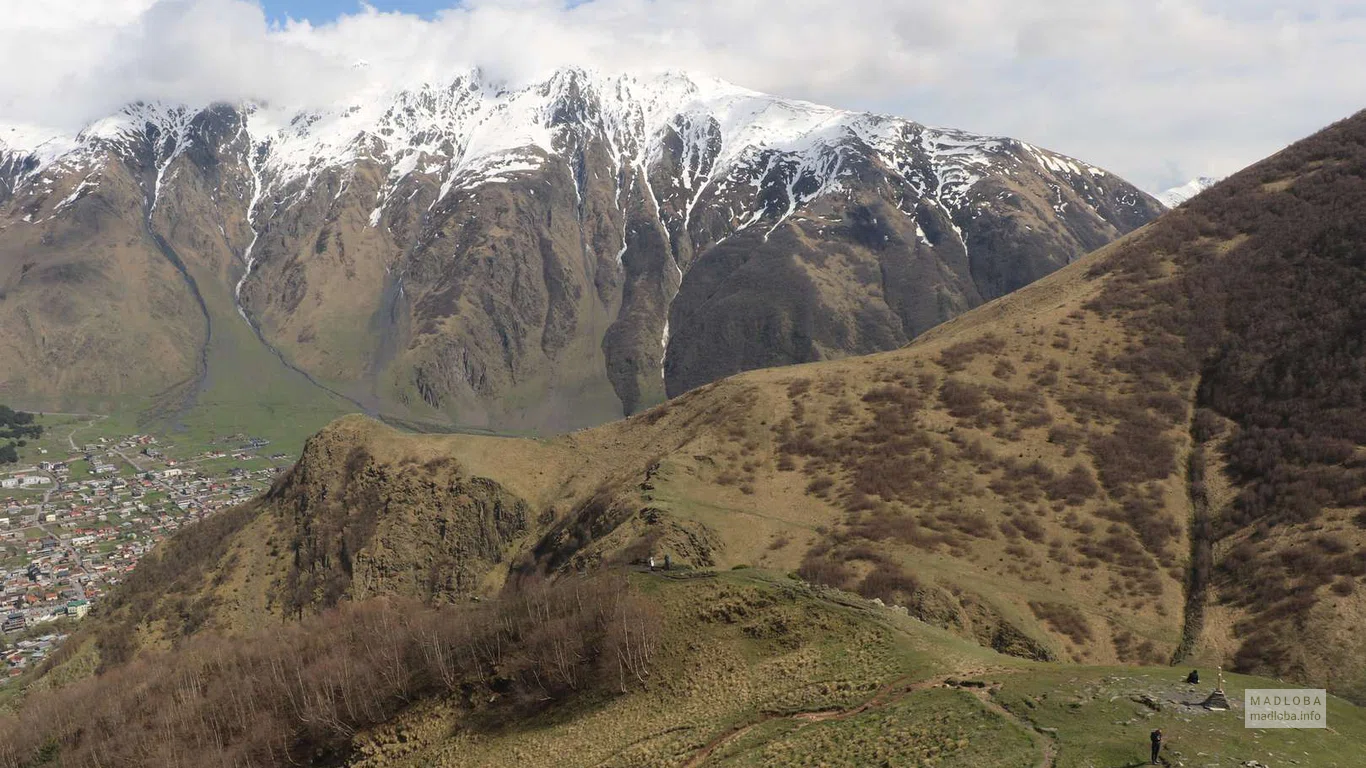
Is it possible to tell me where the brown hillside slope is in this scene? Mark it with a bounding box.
[65,110,1366,702]
[0,152,206,405]
[15,571,1366,768]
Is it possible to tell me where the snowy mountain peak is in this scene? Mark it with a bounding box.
[1156,176,1220,208]
[2,67,1118,220]
[0,65,1165,435]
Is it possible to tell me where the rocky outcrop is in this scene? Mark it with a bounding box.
[268,418,531,612]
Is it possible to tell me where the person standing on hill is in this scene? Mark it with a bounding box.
[1149,728,1163,765]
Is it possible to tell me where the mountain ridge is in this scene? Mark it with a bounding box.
[1156,175,1220,208]
[0,67,1163,433]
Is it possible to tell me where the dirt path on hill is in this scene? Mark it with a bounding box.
[958,684,1057,768]
[679,669,1056,768]
[66,414,108,451]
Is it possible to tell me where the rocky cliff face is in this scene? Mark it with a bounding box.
[266,420,532,612]
[0,69,1164,431]
[74,417,539,654]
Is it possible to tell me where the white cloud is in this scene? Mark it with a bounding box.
[1,0,1363,193]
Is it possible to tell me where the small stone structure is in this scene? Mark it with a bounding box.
[1202,666,1231,711]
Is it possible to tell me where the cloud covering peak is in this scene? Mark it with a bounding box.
[2,0,1364,193]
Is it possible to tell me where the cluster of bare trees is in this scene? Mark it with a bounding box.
[0,574,661,768]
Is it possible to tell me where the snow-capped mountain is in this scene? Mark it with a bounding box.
[1156,176,1220,208]
[0,68,1165,432]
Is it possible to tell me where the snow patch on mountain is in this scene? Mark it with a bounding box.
[1157,176,1219,208]
[1,67,1125,235]
[3,70,1151,341]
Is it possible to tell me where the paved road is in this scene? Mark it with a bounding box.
[39,470,59,506]
[111,447,143,473]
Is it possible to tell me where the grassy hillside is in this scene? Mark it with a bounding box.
[6,571,1363,767]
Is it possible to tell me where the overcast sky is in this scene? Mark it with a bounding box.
[2,0,1364,194]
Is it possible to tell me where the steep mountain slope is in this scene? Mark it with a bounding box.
[0,107,359,436]
[0,69,1163,432]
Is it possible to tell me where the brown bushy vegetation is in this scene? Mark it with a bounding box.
[795,538,922,608]
[0,575,660,768]
[1087,418,1178,493]
[1082,110,1366,683]
[1046,424,1085,457]
[769,116,1366,686]
[91,503,262,670]
[1028,601,1093,645]
[937,377,985,418]
[937,335,1006,373]
[1190,408,1225,442]
[846,508,952,551]
[1076,525,1165,598]
[780,374,953,512]
[1031,360,1061,388]
[1112,628,1164,665]
[796,544,855,591]
[858,561,921,604]
[1045,465,1100,506]
[988,384,1052,431]
[988,459,1054,503]
[1094,491,1182,564]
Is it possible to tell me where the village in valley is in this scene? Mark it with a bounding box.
[0,407,289,681]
